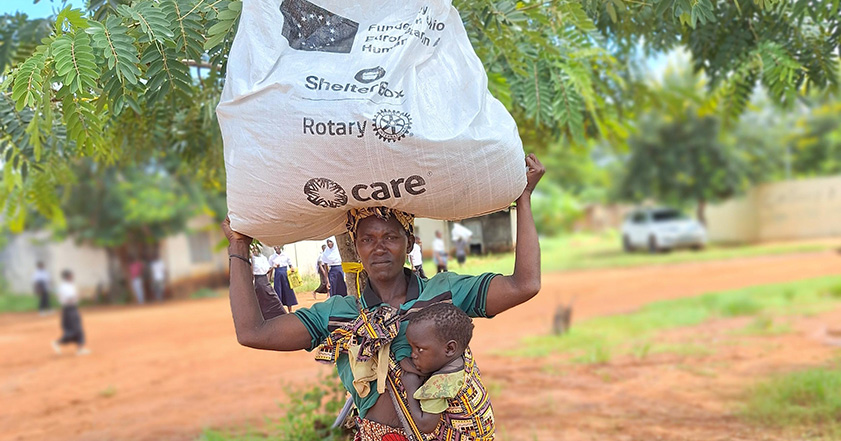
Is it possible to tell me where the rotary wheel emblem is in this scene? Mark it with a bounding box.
[372,109,412,142]
[303,178,348,208]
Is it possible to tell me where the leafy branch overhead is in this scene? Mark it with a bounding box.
[0,0,839,232]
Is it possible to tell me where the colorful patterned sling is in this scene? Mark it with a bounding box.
[314,266,494,441]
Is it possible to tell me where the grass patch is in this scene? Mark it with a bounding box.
[735,316,794,336]
[743,368,841,434]
[827,284,841,299]
[0,293,38,313]
[190,288,221,299]
[296,272,322,293]
[99,385,117,398]
[572,344,613,364]
[506,276,841,361]
[429,231,838,276]
[198,375,351,441]
[649,343,714,357]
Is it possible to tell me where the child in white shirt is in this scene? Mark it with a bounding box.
[52,270,89,355]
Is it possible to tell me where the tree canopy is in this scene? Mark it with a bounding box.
[0,0,839,232]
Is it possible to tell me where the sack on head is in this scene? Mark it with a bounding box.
[219,0,526,244]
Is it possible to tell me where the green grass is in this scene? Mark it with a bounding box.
[190,288,222,299]
[0,294,38,312]
[743,368,841,435]
[425,231,838,276]
[734,316,794,336]
[506,276,841,360]
[198,375,351,441]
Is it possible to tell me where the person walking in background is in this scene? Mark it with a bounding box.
[32,261,52,315]
[51,270,89,356]
[321,238,347,297]
[451,222,473,268]
[455,237,468,267]
[149,255,167,302]
[314,244,329,297]
[408,236,426,278]
[249,247,286,319]
[269,246,298,313]
[128,257,145,304]
[432,230,448,273]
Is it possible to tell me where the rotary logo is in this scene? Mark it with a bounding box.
[372,109,412,142]
[303,178,348,208]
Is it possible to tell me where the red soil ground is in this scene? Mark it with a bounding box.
[1,250,839,441]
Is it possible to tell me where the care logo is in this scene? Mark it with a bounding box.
[303,175,428,207]
[372,109,412,142]
[303,178,348,208]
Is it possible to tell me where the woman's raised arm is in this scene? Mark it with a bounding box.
[223,217,313,351]
[485,154,545,316]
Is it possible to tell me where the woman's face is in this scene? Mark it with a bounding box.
[354,216,412,282]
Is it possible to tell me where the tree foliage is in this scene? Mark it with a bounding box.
[0,0,838,232]
[617,111,744,224]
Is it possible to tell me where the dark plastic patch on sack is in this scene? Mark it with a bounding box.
[280,0,359,54]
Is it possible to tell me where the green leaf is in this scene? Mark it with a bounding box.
[120,2,174,43]
[204,0,241,50]
[11,53,45,111]
[606,2,618,23]
[654,0,676,17]
[86,17,141,84]
[62,95,103,156]
[51,32,99,94]
[162,0,206,62]
[140,44,194,105]
[54,6,90,35]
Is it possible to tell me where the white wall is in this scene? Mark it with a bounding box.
[707,175,841,243]
[0,231,109,298]
[414,218,449,258]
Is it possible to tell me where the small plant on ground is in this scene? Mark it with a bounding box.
[190,288,221,299]
[630,341,651,361]
[826,284,841,299]
[743,368,841,434]
[199,375,352,441]
[573,344,612,364]
[99,385,117,398]
[736,316,793,336]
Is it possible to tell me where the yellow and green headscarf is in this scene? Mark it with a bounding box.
[345,207,415,242]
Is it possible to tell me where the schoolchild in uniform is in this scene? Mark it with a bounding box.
[269,246,298,313]
[51,270,90,356]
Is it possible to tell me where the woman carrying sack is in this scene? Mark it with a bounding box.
[223,155,545,440]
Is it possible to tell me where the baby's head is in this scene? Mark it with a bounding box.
[406,303,473,375]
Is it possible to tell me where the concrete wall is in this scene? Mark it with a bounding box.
[414,218,449,259]
[0,231,109,298]
[162,216,229,284]
[707,175,841,243]
[705,193,759,243]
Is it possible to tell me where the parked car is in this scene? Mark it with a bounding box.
[621,208,707,253]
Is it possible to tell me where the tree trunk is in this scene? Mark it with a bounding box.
[335,232,367,297]
[696,199,707,226]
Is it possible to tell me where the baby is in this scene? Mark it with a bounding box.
[401,302,495,439]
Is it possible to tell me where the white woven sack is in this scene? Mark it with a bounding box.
[218,0,526,244]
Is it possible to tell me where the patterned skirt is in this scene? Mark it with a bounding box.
[354,417,409,441]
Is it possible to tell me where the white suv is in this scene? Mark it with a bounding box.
[621,208,707,253]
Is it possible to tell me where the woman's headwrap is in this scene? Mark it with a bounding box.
[346,207,415,242]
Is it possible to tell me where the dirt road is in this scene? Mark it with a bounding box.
[1,250,839,441]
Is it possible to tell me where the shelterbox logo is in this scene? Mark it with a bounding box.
[303,176,427,208]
